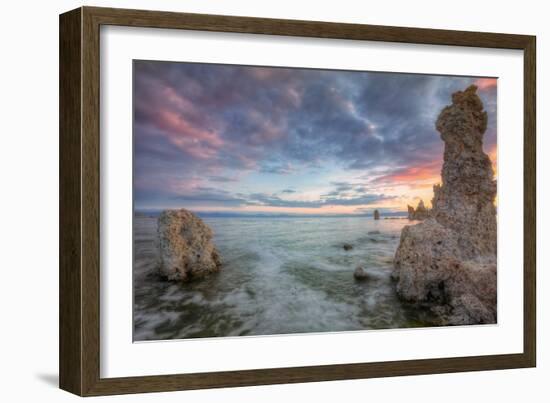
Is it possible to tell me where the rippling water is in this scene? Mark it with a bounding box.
[133,215,436,341]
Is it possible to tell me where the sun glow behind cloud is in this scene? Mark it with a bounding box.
[133,61,497,215]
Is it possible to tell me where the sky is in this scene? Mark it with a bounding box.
[133,60,497,215]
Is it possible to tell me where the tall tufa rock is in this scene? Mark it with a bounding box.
[156,209,222,282]
[373,210,380,220]
[393,85,497,325]
[431,85,497,258]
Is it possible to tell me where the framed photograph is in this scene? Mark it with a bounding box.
[59,6,536,396]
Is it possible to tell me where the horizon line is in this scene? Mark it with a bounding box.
[134,209,409,217]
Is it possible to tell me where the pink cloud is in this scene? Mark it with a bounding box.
[474,78,497,91]
[162,86,195,112]
[135,83,227,160]
[154,110,224,159]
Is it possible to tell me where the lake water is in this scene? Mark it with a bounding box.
[133,215,436,341]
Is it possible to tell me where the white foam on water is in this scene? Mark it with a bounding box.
[133,215,427,341]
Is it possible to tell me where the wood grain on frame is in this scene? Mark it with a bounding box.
[59,7,82,395]
[59,6,536,396]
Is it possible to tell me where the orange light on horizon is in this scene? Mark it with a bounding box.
[474,78,497,91]
[389,143,498,211]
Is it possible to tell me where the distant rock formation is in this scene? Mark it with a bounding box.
[407,199,430,220]
[373,210,380,220]
[157,209,222,282]
[393,85,497,325]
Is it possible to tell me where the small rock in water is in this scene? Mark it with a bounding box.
[368,230,381,235]
[343,243,353,251]
[354,266,370,281]
[157,208,222,282]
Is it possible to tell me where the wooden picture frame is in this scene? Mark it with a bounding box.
[59,6,536,396]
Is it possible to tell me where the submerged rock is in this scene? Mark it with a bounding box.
[354,266,370,281]
[393,85,497,325]
[156,209,221,282]
[343,243,353,251]
[373,210,380,220]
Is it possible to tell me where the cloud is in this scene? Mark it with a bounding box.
[246,192,393,208]
[133,61,497,211]
[136,181,392,210]
[370,160,442,186]
[170,187,246,206]
[330,181,355,192]
[474,78,497,91]
[207,175,238,183]
[259,162,297,175]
